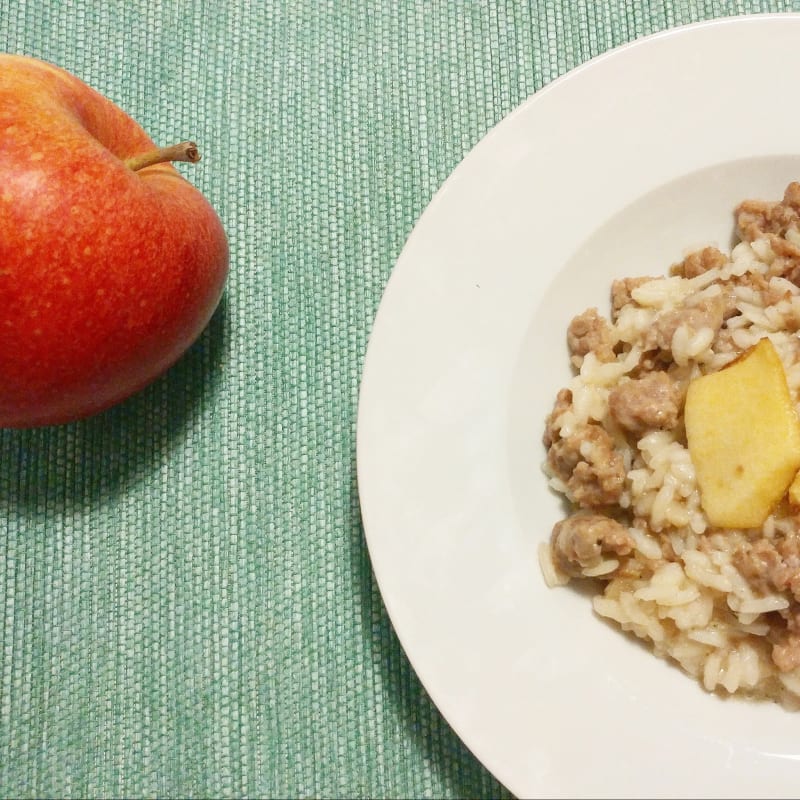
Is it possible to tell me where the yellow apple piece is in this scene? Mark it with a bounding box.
[685,337,800,528]
[788,470,800,507]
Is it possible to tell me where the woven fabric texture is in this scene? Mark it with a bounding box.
[2,1,799,797]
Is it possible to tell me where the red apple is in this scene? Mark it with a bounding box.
[0,54,229,428]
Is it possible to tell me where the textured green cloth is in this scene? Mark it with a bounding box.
[1,1,799,797]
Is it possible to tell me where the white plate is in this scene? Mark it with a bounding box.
[357,14,800,799]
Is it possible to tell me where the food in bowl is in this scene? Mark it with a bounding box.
[540,182,800,706]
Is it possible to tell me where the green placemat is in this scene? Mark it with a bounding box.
[2,1,799,797]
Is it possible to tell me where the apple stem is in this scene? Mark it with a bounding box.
[124,141,201,172]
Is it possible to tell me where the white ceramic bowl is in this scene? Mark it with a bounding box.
[358,14,800,798]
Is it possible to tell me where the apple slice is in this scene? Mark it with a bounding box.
[788,471,800,507]
[685,338,800,528]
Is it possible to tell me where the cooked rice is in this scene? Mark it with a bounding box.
[541,183,800,707]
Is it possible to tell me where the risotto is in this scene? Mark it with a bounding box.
[540,181,800,706]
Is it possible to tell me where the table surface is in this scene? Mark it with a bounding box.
[2,2,799,797]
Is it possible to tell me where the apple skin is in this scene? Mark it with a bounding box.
[0,54,229,428]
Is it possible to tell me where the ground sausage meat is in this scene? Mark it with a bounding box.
[773,611,800,673]
[644,294,725,353]
[671,246,728,279]
[608,371,681,434]
[773,634,800,673]
[736,181,800,242]
[611,276,655,319]
[547,422,626,507]
[543,388,572,449]
[767,234,800,287]
[733,533,800,602]
[567,308,616,367]
[551,513,634,577]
